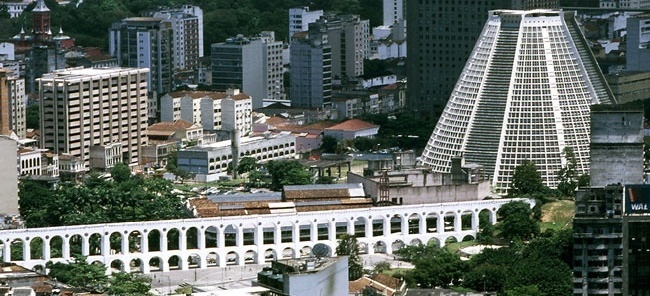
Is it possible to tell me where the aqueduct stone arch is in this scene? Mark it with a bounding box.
[0,199,529,274]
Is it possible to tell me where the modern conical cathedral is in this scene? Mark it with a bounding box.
[419,10,616,194]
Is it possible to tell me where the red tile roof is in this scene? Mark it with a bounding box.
[148,120,196,132]
[325,119,378,132]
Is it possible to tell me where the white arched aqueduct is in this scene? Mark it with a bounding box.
[0,199,531,274]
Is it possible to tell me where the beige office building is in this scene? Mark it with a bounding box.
[0,69,26,138]
[38,67,149,169]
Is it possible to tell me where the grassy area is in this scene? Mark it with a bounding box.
[540,200,574,232]
[443,240,479,253]
[383,268,411,277]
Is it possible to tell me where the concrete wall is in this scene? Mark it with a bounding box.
[284,257,348,296]
[590,111,644,187]
[347,171,491,204]
[0,137,18,215]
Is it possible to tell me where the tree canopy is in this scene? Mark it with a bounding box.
[335,234,364,280]
[509,160,545,197]
[401,246,467,289]
[497,201,540,242]
[266,160,311,191]
[105,272,153,296]
[46,256,108,292]
[461,228,573,295]
[6,0,382,53]
[19,167,189,228]
[46,256,154,295]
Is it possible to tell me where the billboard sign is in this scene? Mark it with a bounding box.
[625,185,650,214]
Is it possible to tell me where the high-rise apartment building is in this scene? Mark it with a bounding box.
[290,26,332,108]
[152,5,204,70]
[313,14,370,80]
[0,69,25,138]
[109,18,173,95]
[383,0,406,26]
[289,7,324,41]
[38,67,149,168]
[573,111,644,296]
[626,13,650,72]
[419,10,615,194]
[211,32,284,109]
[406,0,558,117]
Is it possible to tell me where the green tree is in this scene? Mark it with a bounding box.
[106,273,153,296]
[315,176,335,184]
[556,147,579,197]
[404,247,466,288]
[248,170,266,187]
[497,201,539,242]
[362,287,381,296]
[267,160,312,191]
[320,135,338,153]
[504,285,546,296]
[19,171,188,228]
[110,162,131,183]
[509,160,545,197]
[352,137,374,152]
[237,157,258,176]
[373,261,391,274]
[0,3,9,19]
[336,234,364,280]
[26,104,40,129]
[394,243,440,262]
[46,255,108,291]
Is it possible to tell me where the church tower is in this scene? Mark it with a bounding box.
[32,0,52,42]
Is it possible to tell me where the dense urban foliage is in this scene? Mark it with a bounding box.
[1,0,382,52]
[336,234,364,280]
[266,160,312,190]
[18,163,189,228]
[393,207,573,295]
[46,255,153,295]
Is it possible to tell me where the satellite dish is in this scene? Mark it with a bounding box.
[312,243,330,259]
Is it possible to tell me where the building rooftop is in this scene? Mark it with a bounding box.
[148,120,198,133]
[39,67,148,82]
[167,90,251,101]
[325,119,378,132]
[184,133,293,151]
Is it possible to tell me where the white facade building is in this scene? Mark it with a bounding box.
[152,5,204,70]
[4,0,31,18]
[160,90,253,134]
[17,148,41,176]
[0,42,15,61]
[38,67,149,169]
[288,7,323,41]
[383,0,406,26]
[600,0,650,8]
[420,10,617,194]
[89,142,123,171]
[177,132,296,182]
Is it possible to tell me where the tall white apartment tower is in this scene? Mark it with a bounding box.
[419,10,616,194]
[38,67,149,168]
[152,5,204,70]
[383,0,406,26]
[0,69,26,138]
[289,7,324,41]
